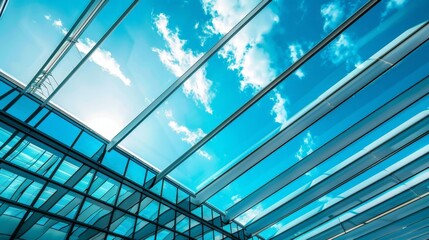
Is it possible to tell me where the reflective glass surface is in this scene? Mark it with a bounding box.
[0,0,428,239]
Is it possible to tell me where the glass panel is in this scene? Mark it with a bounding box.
[117,184,140,214]
[110,210,135,237]
[88,172,120,204]
[209,35,429,210]
[101,149,128,175]
[42,0,135,98]
[34,183,83,219]
[6,96,39,122]
[138,196,159,221]
[125,159,146,185]
[0,167,44,205]
[119,0,367,172]
[69,224,106,240]
[73,132,104,158]
[0,0,90,84]
[0,201,27,237]
[261,134,429,239]
[162,180,177,203]
[37,112,81,146]
[176,214,190,233]
[157,228,174,240]
[6,137,62,177]
[77,198,112,229]
[235,94,429,225]
[134,218,156,239]
[0,90,18,110]
[297,170,429,239]
[16,213,71,240]
[170,0,429,192]
[51,0,260,140]
[28,108,49,127]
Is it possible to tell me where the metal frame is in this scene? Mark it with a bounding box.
[106,0,272,151]
[149,0,381,187]
[225,75,429,221]
[245,114,429,234]
[193,21,429,205]
[0,0,8,17]
[271,152,429,239]
[41,0,140,105]
[329,190,429,239]
[0,103,241,240]
[24,0,108,94]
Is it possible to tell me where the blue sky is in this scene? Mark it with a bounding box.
[1,0,428,234]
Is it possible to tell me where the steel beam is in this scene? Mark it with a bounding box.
[245,113,429,234]
[226,76,429,220]
[149,0,381,187]
[106,0,272,151]
[194,21,429,205]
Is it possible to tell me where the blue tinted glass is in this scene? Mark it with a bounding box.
[69,225,106,240]
[110,211,135,237]
[0,168,44,205]
[6,138,62,177]
[6,96,39,121]
[102,150,128,175]
[52,157,82,184]
[125,159,146,185]
[17,213,71,240]
[0,201,27,237]
[73,131,103,158]
[88,172,120,204]
[0,90,18,109]
[77,199,112,229]
[37,113,80,146]
[139,197,159,221]
[28,108,49,126]
[0,80,12,95]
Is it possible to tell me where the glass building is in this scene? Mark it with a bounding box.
[0,0,428,239]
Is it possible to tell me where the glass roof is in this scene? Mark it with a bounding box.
[1,0,429,239]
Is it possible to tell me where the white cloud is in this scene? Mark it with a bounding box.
[288,44,305,78]
[75,38,131,86]
[153,13,214,114]
[271,92,288,130]
[194,22,199,29]
[53,19,63,28]
[235,204,264,225]
[324,33,360,68]
[231,195,242,204]
[383,0,407,17]
[208,5,279,92]
[320,1,345,32]
[201,0,260,36]
[168,121,211,160]
[45,15,131,86]
[164,109,173,119]
[296,131,315,160]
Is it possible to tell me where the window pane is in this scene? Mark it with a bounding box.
[0,201,27,237]
[6,96,39,122]
[77,198,112,229]
[125,159,146,185]
[73,132,103,158]
[101,149,128,175]
[88,172,120,204]
[16,212,71,240]
[37,113,80,146]
[6,138,62,177]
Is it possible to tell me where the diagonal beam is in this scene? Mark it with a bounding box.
[41,0,140,105]
[24,0,108,93]
[245,113,429,234]
[271,152,429,239]
[106,0,272,151]
[225,76,429,221]
[194,21,429,205]
[149,0,381,187]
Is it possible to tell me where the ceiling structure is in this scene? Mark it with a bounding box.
[1,0,429,239]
